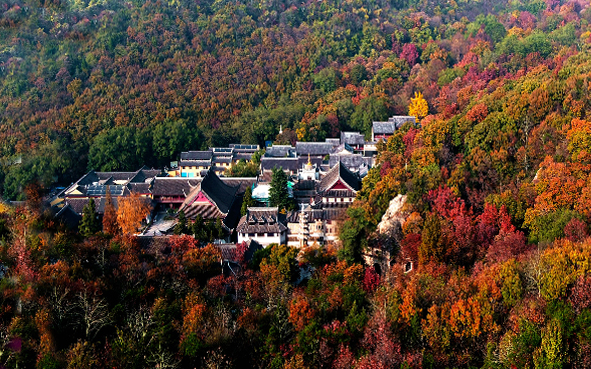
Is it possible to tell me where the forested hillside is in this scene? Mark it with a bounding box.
[0,0,574,199]
[3,0,591,367]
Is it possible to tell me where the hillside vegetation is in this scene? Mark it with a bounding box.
[0,0,577,198]
[2,0,591,367]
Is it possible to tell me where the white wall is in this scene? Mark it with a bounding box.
[238,231,287,247]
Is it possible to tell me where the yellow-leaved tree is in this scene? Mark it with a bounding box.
[409,91,428,122]
[117,192,151,234]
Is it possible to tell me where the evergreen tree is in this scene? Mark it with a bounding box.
[79,198,100,237]
[214,218,225,240]
[338,206,369,264]
[205,220,216,241]
[192,214,205,241]
[241,186,256,216]
[174,210,188,235]
[269,167,292,211]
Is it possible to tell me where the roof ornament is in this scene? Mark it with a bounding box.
[306,153,313,170]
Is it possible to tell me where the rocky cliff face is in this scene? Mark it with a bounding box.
[377,194,407,237]
[364,194,408,270]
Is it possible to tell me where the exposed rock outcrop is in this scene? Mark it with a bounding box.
[364,194,408,271]
[377,194,407,237]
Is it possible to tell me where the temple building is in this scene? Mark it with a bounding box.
[237,207,288,246]
[52,166,163,218]
[178,169,243,230]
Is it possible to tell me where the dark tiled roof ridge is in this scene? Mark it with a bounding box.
[76,170,99,186]
[181,151,213,160]
[198,169,238,214]
[319,162,360,192]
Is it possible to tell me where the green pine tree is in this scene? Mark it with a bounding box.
[79,198,100,237]
[269,167,292,211]
[214,218,225,240]
[241,186,256,216]
[174,210,188,235]
[191,214,205,240]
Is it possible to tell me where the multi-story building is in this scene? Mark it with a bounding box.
[286,162,362,247]
[177,144,261,178]
[237,207,288,246]
[178,151,212,177]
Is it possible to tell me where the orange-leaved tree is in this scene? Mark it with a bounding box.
[116,192,151,234]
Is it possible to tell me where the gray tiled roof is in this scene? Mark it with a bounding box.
[372,116,416,134]
[54,204,81,229]
[285,208,326,223]
[64,197,123,215]
[152,178,201,197]
[234,153,254,161]
[329,154,372,171]
[265,145,296,158]
[96,172,138,182]
[330,143,354,154]
[127,183,152,194]
[180,151,212,160]
[295,142,335,156]
[220,177,257,194]
[340,132,366,145]
[237,207,288,233]
[261,157,299,172]
[182,203,224,220]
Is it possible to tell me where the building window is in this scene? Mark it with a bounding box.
[248,233,255,237]
[181,172,188,177]
[267,233,274,237]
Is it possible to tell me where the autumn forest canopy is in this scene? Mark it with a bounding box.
[3,0,591,367]
[0,0,584,199]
